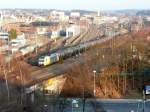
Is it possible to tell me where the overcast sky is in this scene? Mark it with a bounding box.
[0,0,150,10]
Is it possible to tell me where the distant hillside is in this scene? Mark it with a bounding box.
[136,10,150,16]
[115,9,138,16]
[71,10,95,15]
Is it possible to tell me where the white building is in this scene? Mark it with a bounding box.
[34,16,46,21]
[51,28,66,39]
[0,32,8,40]
[51,30,60,39]
[11,33,26,46]
[147,17,150,21]
[11,47,19,54]
[66,25,80,38]
[50,11,69,22]
[0,11,3,23]
[36,27,49,35]
[59,15,69,22]
[147,36,150,41]
[0,45,9,52]
[70,12,80,18]
[19,44,36,55]
[94,16,118,25]
[97,10,101,17]
[51,11,65,17]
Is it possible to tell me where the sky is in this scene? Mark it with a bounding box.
[0,0,150,10]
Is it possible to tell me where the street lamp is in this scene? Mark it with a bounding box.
[142,89,145,112]
[93,70,96,97]
[93,70,97,111]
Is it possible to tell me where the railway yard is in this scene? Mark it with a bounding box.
[0,24,150,112]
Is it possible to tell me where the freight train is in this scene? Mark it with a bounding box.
[38,43,87,66]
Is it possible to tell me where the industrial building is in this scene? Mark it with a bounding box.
[0,32,8,40]
[66,25,80,38]
[11,33,26,46]
[51,27,66,39]
[70,12,80,18]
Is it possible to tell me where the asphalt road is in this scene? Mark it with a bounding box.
[62,99,150,112]
[35,98,150,112]
[87,99,150,112]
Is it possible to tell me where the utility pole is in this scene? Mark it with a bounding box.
[142,89,145,112]
[105,76,107,96]
[93,70,96,97]
[131,41,135,89]
[4,70,10,102]
[93,70,96,112]
[141,48,145,112]
[35,34,38,54]
[82,87,85,112]
[4,16,10,102]
[19,63,24,105]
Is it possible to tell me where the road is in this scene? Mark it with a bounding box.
[86,99,150,112]
[34,98,150,112]
[2,95,150,112]
[62,99,150,112]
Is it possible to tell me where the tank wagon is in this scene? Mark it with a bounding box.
[37,42,88,66]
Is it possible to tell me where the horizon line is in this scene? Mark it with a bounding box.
[0,8,150,12]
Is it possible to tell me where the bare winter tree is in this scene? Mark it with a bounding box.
[0,53,10,101]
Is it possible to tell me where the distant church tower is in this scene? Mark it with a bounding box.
[97,10,101,16]
[0,11,2,29]
[0,11,4,30]
[0,11,3,21]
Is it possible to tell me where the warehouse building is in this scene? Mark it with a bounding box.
[66,25,80,38]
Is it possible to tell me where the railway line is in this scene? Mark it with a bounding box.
[23,33,128,87]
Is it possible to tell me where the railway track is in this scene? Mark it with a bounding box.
[4,30,129,88]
